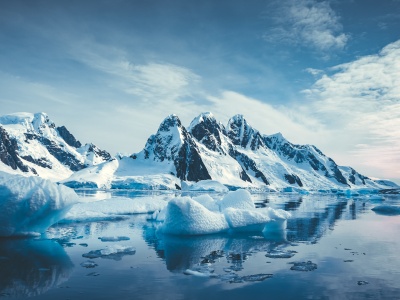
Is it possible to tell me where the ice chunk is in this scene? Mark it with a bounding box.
[265,249,297,258]
[80,260,98,268]
[159,197,229,235]
[98,236,130,242]
[82,245,136,260]
[183,265,216,277]
[63,196,167,222]
[0,171,79,236]
[181,180,229,193]
[371,205,400,216]
[289,261,317,271]
[240,273,273,282]
[158,191,290,236]
[220,189,254,211]
[224,208,270,232]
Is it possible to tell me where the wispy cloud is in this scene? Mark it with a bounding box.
[68,41,202,104]
[302,39,400,180]
[264,0,349,52]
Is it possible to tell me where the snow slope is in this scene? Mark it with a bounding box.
[61,112,397,191]
[0,112,111,181]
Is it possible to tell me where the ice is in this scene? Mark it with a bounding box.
[98,236,130,242]
[80,260,98,268]
[159,197,230,235]
[371,205,400,216]
[181,180,229,193]
[0,171,79,236]
[192,194,220,212]
[183,265,216,277]
[82,245,136,260]
[289,261,318,271]
[158,189,290,235]
[224,208,270,232]
[219,189,254,211]
[63,196,167,222]
[265,249,297,258]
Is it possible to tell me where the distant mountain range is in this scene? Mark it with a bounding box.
[0,112,397,191]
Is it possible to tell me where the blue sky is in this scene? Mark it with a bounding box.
[1,0,400,182]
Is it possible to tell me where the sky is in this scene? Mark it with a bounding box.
[0,0,400,183]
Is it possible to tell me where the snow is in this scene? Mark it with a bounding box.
[61,156,181,190]
[158,189,291,235]
[0,171,79,236]
[63,196,168,222]
[181,180,229,193]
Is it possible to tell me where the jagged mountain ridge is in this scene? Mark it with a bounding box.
[0,112,111,180]
[63,112,394,191]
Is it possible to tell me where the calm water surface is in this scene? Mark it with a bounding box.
[1,191,399,300]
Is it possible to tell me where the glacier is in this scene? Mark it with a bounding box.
[0,171,78,236]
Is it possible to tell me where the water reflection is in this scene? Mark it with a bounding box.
[143,224,288,273]
[0,238,73,297]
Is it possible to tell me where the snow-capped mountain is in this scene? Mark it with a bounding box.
[0,112,111,181]
[63,112,396,191]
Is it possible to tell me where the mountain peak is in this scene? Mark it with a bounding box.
[227,114,262,149]
[158,114,182,132]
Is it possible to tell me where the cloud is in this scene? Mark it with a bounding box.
[264,0,349,51]
[302,39,400,180]
[68,41,202,105]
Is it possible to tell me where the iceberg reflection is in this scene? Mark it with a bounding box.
[0,238,73,297]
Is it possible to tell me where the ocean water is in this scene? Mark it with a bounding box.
[1,191,399,300]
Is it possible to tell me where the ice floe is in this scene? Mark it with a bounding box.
[82,245,136,260]
[289,261,318,271]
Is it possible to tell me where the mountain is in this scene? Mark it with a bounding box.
[62,112,396,191]
[0,112,111,181]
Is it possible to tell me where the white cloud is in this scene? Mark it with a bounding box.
[265,0,349,51]
[303,40,400,180]
[68,41,202,104]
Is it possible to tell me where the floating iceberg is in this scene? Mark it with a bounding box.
[158,189,290,235]
[0,171,78,236]
[160,197,230,235]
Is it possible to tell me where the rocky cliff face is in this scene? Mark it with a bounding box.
[133,112,384,190]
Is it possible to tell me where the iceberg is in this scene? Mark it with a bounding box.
[158,189,290,235]
[0,171,78,236]
[159,197,230,235]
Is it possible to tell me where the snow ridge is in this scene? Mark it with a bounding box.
[61,112,396,191]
